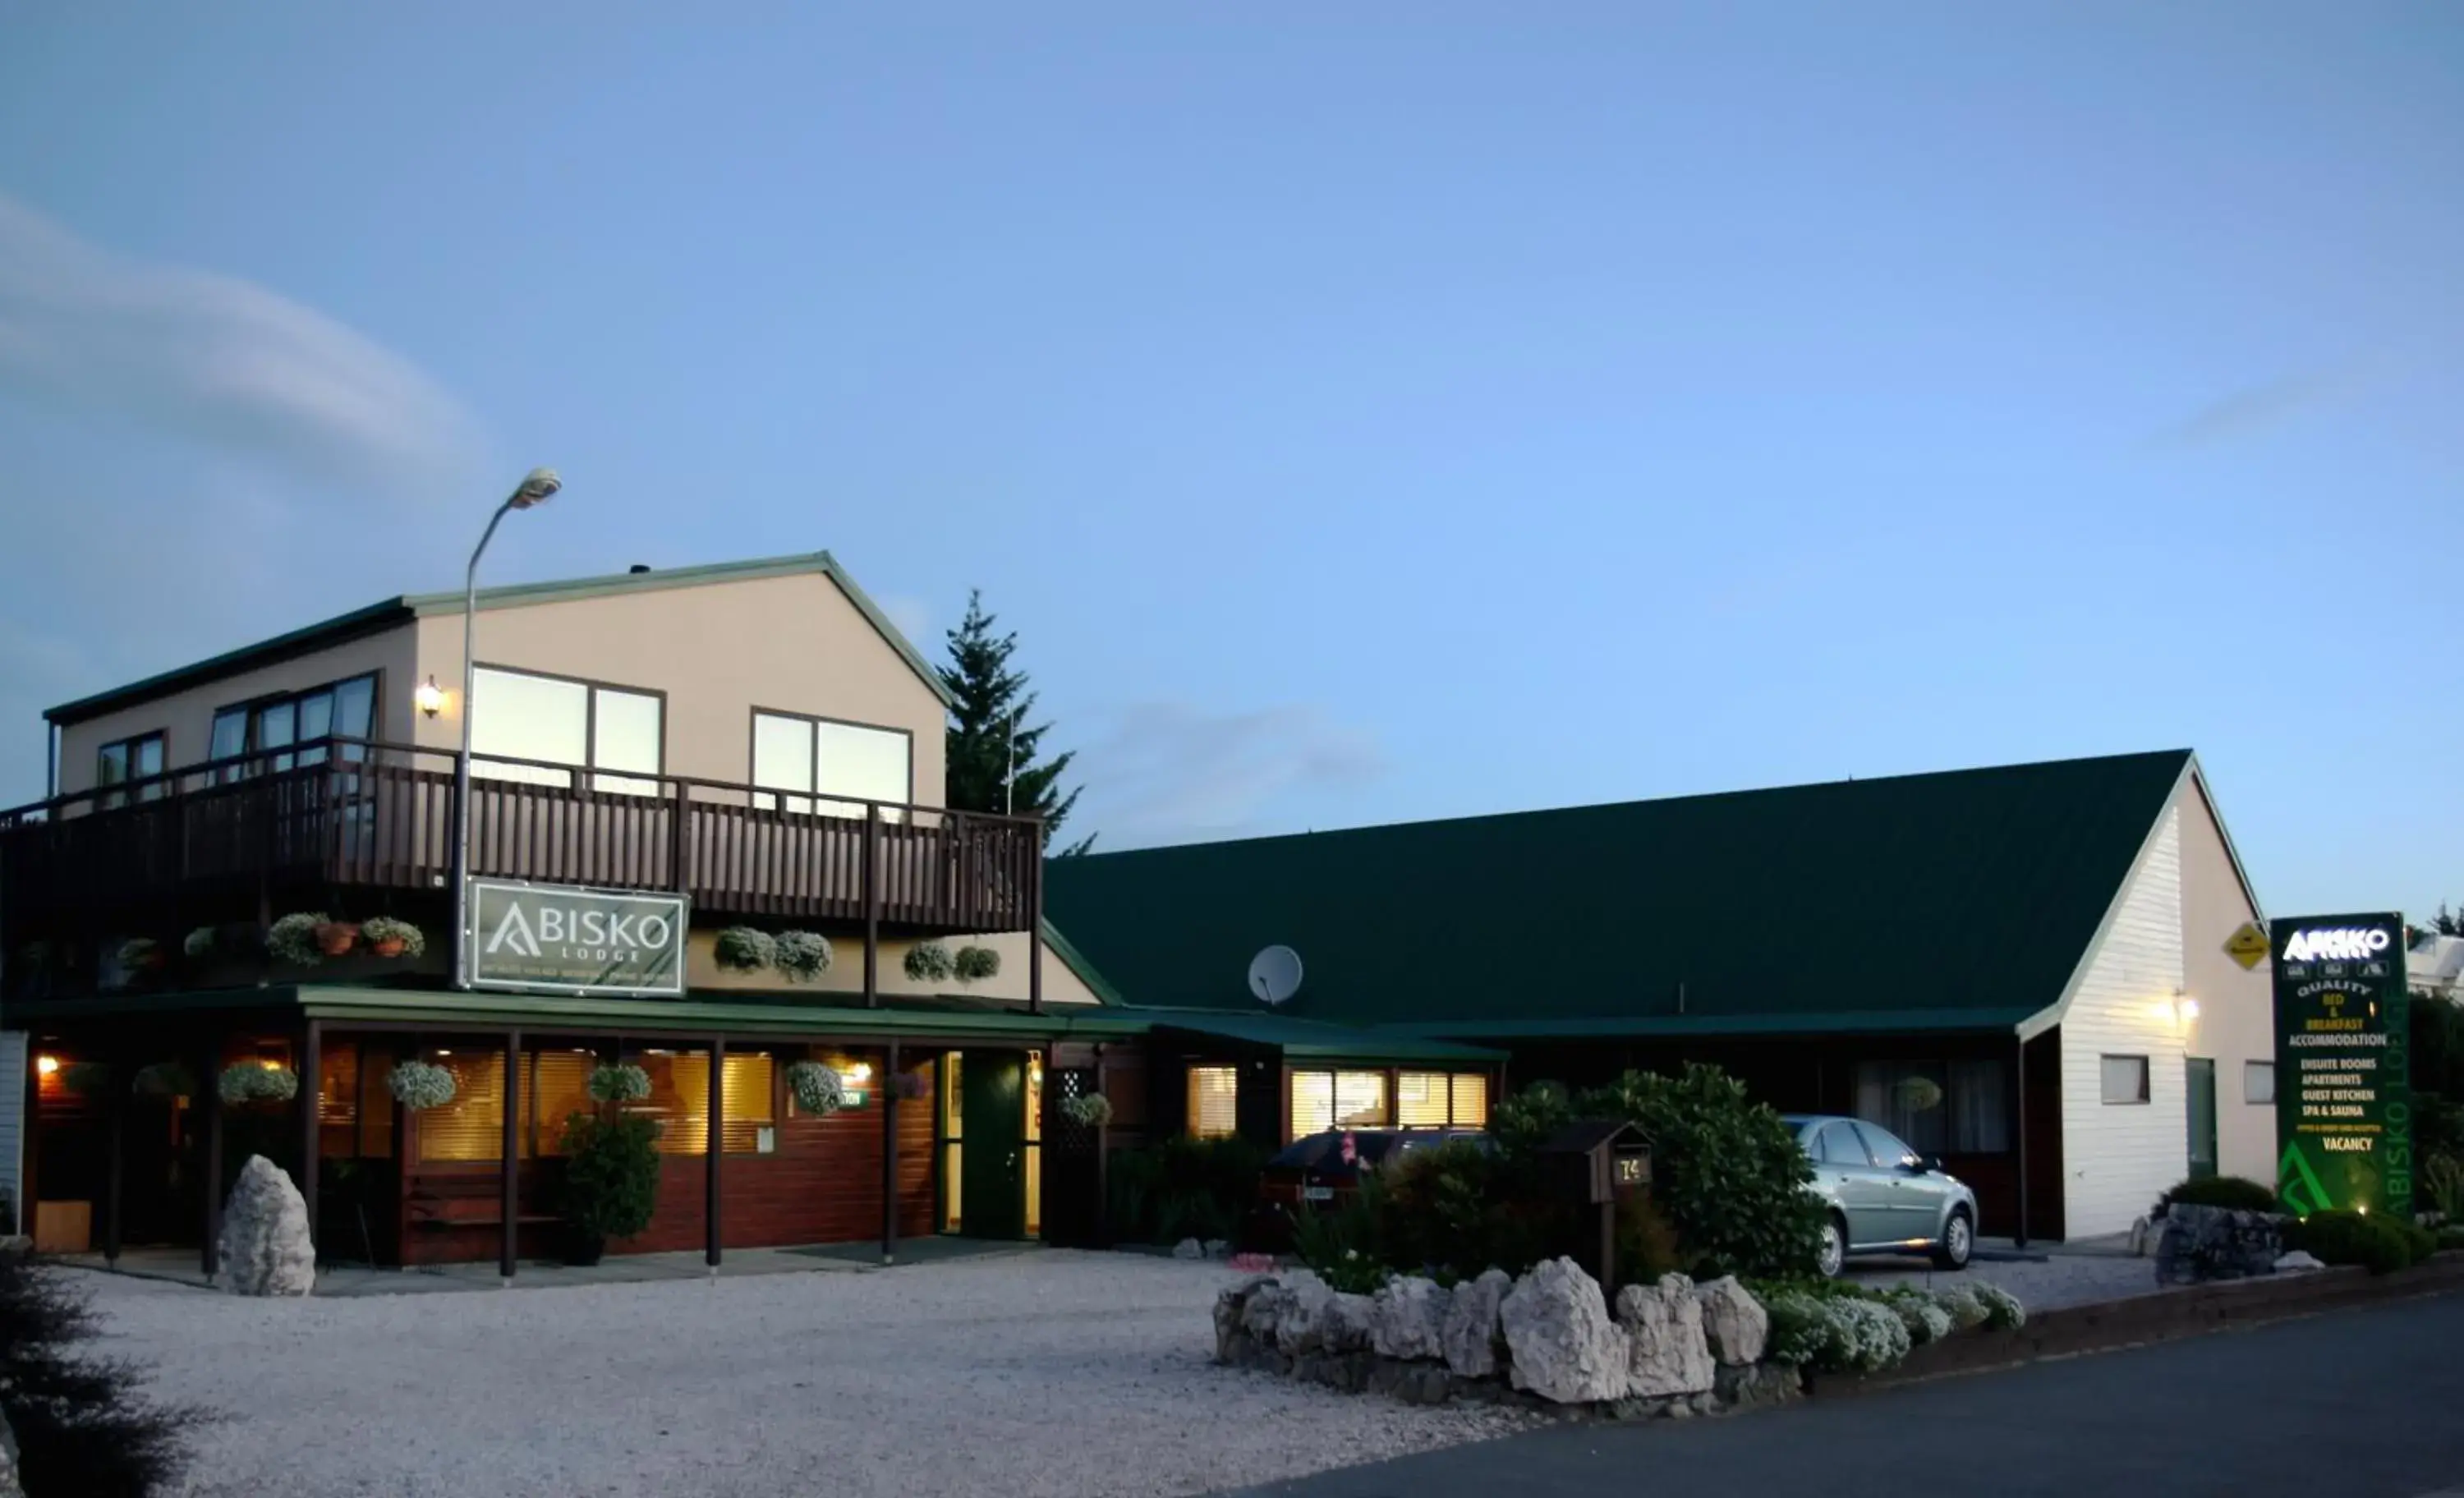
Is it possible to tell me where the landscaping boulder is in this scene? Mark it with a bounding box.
[2154,1203,2286,1285]
[1616,1274,1716,1398]
[0,1404,19,1498]
[1324,1291,1377,1353]
[1276,1272,1340,1355]
[2274,1250,2326,1273]
[1243,1270,1322,1344]
[1369,1275,1451,1361]
[1215,1278,1271,1361]
[1441,1266,1513,1378]
[1693,1275,1768,1366]
[1501,1257,1631,1404]
[217,1155,315,1297]
[1173,1238,1207,1261]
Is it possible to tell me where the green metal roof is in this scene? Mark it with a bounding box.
[1045,750,2195,1041]
[47,550,950,725]
[1131,1009,1504,1062]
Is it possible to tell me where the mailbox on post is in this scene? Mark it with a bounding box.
[1538,1119,1652,1298]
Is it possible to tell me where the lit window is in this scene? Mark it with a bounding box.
[532,1051,599,1155]
[2245,1060,2276,1105]
[1449,1073,1490,1128]
[416,1052,523,1164]
[633,1050,776,1154]
[1187,1067,1239,1139]
[1289,1071,1334,1137]
[2101,1055,2151,1105]
[1333,1071,1388,1128]
[1398,1073,1450,1128]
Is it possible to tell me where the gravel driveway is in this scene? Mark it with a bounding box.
[81,1252,1529,1498]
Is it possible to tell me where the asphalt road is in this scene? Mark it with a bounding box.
[1224,1290,2464,1498]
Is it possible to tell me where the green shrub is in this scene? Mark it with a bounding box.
[557,1113,661,1263]
[2284,1209,2416,1275]
[1108,1135,1266,1246]
[1576,1065,1827,1280]
[2153,1175,2280,1215]
[2421,1153,2464,1221]
[2436,1225,2464,1253]
[1291,1174,1393,1294]
[0,1248,199,1497]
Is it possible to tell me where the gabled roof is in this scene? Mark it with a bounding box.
[1044,750,2198,1039]
[46,551,949,726]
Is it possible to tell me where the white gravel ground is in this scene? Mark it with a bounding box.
[80,1252,1531,1498]
[1846,1249,2157,1310]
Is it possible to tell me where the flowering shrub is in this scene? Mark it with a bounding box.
[266,912,328,965]
[116,938,161,972]
[1061,1093,1114,1128]
[713,926,775,973]
[360,917,426,957]
[587,1064,652,1105]
[773,931,834,982]
[1931,1282,1990,1331]
[953,944,1001,982]
[903,941,956,983]
[386,1060,457,1110]
[219,1063,299,1105]
[786,1061,846,1116]
[1970,1282,2026,1330]
[1882,1286,1954,1344]
[183,926,218,960]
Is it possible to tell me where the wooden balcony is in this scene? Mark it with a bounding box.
[0,738,1042,947]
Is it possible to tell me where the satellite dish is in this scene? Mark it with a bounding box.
[1248,945,1304,1006]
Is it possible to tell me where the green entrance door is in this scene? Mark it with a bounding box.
[2186,1058,2218,1181]
[958,1051,1027,1239]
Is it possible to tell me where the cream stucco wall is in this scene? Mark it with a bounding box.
[681,926,1101,1006]
[53,626,419,796]
[411,570,946,802]
[2177,774,2275,1184]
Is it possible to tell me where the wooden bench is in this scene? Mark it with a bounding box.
[405,1191,557,1232]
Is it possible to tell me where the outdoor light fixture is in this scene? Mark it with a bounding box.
[450,468,565,991]
[841,1062,874,1083]
[34,1055,57,1077]
[416,675,446,719]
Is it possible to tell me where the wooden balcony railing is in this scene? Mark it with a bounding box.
[0,738,1042,940]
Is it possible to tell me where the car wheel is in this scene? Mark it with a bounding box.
[1932,1207,1974,1270]
[1816,1215,1847,1278]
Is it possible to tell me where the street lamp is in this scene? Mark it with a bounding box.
[451,467,561,990]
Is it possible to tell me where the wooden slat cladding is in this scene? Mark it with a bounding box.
[0,738,1041,947]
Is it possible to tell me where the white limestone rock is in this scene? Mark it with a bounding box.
[1243,1268,1322,1344]
[216,1155,315,1297]
[1172,1237,1207,1260]
[2274,1250,2326,1273]
[1616,1274,1717,1397]
[1275,1271,1339,1354]
[1692,1274,1769,1366]
[1441,1267,1513,1378]
[1368,1275,1451,1361]
[1500,1257,1630,1404]
[1324,1291,1377,1353]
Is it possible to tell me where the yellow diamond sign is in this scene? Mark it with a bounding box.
[2224,921,2270,971]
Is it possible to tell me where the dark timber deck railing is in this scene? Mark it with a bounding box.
[0,736,1041,938]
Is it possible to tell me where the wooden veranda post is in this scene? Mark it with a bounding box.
[103,1058,126,1267]
[2014,1031,2030,1250]
[881,1039,901,1266]
[706,1036,724,1271]
[200,1036,224,1279]
[501,1029,522,1281]
[862,806,880,1009]
[300,1019,322,1264]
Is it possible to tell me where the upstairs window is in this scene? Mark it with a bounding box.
[751,710,912,817]
[210,673,378,779]
[470,666,663,795]
[95,731,166,808]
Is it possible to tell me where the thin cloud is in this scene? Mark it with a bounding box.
[2143,366,2356,453]
[0,191,485,496]
[1071,701,1387,846]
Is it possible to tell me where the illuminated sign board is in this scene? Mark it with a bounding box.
[2270,912,2410,1219]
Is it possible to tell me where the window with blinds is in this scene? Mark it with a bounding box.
[1187,1067,1239,1139]
[416,1052,525,1164]
[629,1051,775,1155]
[1449,1073,1490,1128]
[319,1043,359,1159]
[1397,1072,1450,1128]
[1288,1070,1391,1137]
[533,1050,599,1155]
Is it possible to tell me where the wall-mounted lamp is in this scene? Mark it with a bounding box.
[2154,989,2200,1027]
[840,1062,874,1085]
[34,1055,58,1078]
[415,675,447,719]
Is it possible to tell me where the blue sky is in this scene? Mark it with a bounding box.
[1,4,2457,919]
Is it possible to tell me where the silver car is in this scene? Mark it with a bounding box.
[1783,1114,1979,1277]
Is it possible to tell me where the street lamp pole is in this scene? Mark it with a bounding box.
[450,468,562,990]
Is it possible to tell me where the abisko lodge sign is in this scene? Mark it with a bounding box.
[2271,912,2411,1220]
[467,879,688,997]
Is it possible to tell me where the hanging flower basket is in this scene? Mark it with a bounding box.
[386,1059,457,1110]
[315,921,361,958]
[133,1061,198,1099]
[219,1062,300,1106]
[267,912,329,966]
[360,917,426,959]
[713,926,776,973]
[773,931,834,983]
[903,940,956,983]
[1895,1076,1946,1113]
[587,1063,653,1105]
[953,944,1001,983]
[1061,1092,1114,1128]
[183,926,219,960]
[785,1061,847,1116]
[116,937,163,974]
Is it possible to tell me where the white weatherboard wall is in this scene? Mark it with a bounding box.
[2059,805,2190,1238]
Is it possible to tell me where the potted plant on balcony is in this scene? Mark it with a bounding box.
[183,926,218,962]
[772,931,834,984]
[267,912,329,966]
[115,937,165,977]
[903,940,956,984]
[218,1061,300,1106]
[713,926,775,974]
[555,1110,660,1266]
[954,944,1001,984]
[784,1060,847,1117]
[314,920,361,958]
[360,917,425,960]
[385,1059,457,1111]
